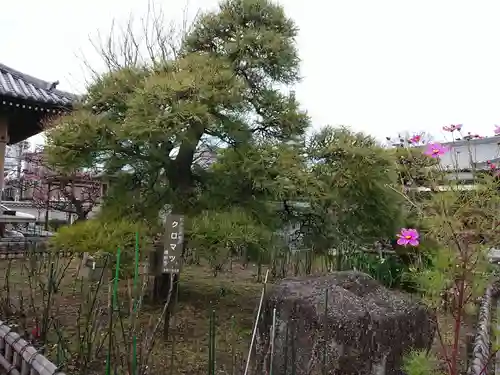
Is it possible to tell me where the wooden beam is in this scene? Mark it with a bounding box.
[0,118,9,197]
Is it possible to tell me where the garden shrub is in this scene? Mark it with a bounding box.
[394,125,499,375]
[49,219,152,278]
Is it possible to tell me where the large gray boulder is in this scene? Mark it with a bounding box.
[255,271,435,375]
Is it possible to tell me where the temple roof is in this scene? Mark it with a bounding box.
[0,63,77,144]
[0,63,76,107]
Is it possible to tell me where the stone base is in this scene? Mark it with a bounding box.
[255,271,436,375]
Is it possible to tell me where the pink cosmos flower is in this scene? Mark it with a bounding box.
[409,134,422,144]
[31,326,40,339]
[423,142,448,158]
[464,133,483,140]
[488,160,498,172]
[443,124,462,132]
[396,228,420,247]
[495,125,500,135]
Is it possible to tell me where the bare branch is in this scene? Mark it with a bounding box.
[5,147,103,221]
[79,0,197,82]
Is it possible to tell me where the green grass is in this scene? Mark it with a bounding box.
[154,265,261,374]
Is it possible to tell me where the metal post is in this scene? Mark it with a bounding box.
[44,181,51,231]
[15,141,27,201]
[0,118,9,200]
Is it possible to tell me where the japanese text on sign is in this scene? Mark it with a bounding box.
[162,215,184,274]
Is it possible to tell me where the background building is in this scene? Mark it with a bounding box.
[439,135,500,185]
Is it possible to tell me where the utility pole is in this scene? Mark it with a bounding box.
[15,144,22,201]
[44,181,51,231]
[14,141,29,201]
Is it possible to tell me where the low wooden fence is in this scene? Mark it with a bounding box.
[0,238,47,253]
[0,320,63,375]
[0,250,74,260]
[0,238,76,259]
[0,241,72,374]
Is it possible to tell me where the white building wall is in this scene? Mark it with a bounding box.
[439,136,500,170]
[0,201,101,223]
[4,146,17,172]
[4,141,29,174]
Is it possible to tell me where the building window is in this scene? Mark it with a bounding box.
[2,188,14,201]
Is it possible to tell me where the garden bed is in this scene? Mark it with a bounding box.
[0,256,262,374]
[0,255,480,375]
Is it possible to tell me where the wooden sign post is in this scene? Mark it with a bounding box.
[162,215,184,274]
[158,214,184,339]
[151,214,185,299]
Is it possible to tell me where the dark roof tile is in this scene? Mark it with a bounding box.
[0,63,76,108]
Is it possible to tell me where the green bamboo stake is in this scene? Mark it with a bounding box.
[208,309,216,375]
[322,289,329,375]
[208,310,212,375]
[208,316,211,375]
[230,315,236,375]
[290,318,296,375]
[106,248,122,375]
[283,323,289,375]
[112,248,122,315]
[269,308,277,375]
[132,232,140,375]
[213,309,218,375]
[290,302,297,375]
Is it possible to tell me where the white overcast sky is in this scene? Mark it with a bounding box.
[2,0,500,145]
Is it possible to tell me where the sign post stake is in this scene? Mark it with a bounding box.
[152,214,184,339]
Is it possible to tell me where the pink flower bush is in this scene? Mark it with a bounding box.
[464,132,483,141]
[424,142,448,158]
[409,134,422,144]
[495,125,500,135]
[31,326,40,339]
[396,228,420,247]
[487,161,500,176]
[443,124,462,132]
